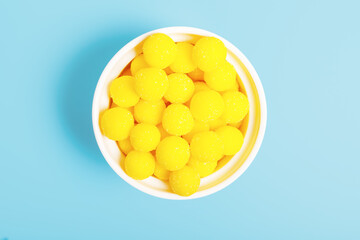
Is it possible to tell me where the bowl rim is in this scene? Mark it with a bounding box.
[92,26,267,200]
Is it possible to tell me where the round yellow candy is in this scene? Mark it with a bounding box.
[208,117,226,130]
[130,54,149,75]
[192,37,227,72]
[188,68,204,81]
[170,42,196,73]
[222,91,249,124]
[215,126,244,155]
[156,136,190,171]
[193,81,210,93]
[190,131,224,162]
[143,33,177,69]
[118,138,133,155]
[130,123,161,152]
[164,73,195,103]
[230,78,240,91]
[154,162,170,180]
[100,107,134,141]
[185,82,210,107]
[134,68,169,101]
[188,157,217,178]
[169,166,200,196]
[134,99,165,125]
[216,155,233,171]
[183,120,209,143]
[125,151,155,180]
[204,61,236,91]
[157,124,169,140]
[162,103,194,136]
[110,76,139,107]
[190,90,224,122]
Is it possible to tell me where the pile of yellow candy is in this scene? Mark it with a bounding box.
[100,33,249,197]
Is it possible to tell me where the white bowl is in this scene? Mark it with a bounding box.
[92,27,267,200]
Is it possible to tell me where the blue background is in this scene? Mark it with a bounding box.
[1,0,359,239]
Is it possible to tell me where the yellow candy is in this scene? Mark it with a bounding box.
[110,76,140,107]
[157,124,169,140]
[204,61,236,91]
[230,78,240,91]
[130,123,160,152]
[216,155,233,171]
[183,120,209,143]
[130,54,149,75]
[193,81,210,93]
[154,162,170,180]
[100,107,134,141]
[143,33,177,69]
[169,166,200,196]
[118,138,133,155]
[170,42,196,73]
[162,103,194,136]
[188,157,217,178]
[190,90,224,122]
[222,91,249,124]
[188,68,204,81]
[134,99,165,125]
[164,73,195,103]
[192,37,227,72]
[156,136,190,171]
[190,131,224,162]
[125,151,155,180]
[185,82,210,107]
[215,126,244,155]
[134,68,169,101]
[208,117,226,130]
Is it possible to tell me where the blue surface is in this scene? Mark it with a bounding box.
[1,0,359,239]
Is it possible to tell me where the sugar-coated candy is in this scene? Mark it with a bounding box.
[118,138,133,155]
[190,131,224,162]
[164,73,194,103]
[215,126,244,155]
[134,99,165,125]
[143,33,177,69]
[183,120,209,143]
[222,90,249,124]
[204,61,236,91]
[131,54,149,75]
[110,76,139,107]
[156,136,190,171]
[130,123,160,152]
[192,37,226,72]
[125,151,155,180]
[169,166,200,196]
[135,68,169,101]
[188,157,217,178]
[100,107,134,141]
[190,90,224,122]
[162,103,194,136]
[170,42,196,73]
[154,162,170,180]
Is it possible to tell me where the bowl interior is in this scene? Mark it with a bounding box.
[92,27,265,199]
